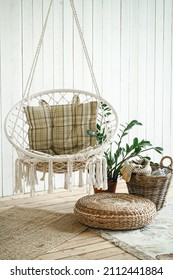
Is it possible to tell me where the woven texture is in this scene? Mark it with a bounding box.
[5,90,118,195]
[35,160,86,174]
[74,193,156,230]
[0,206,87,260]
[127,165,173,211]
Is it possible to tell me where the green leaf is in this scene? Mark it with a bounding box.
[135,146,142,154]
[126,143,130,153]
[139,140,152,147]
[133,137,138,147]
[96,124,100,130]
[154,147,163,154]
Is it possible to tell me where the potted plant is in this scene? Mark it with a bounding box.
[95,118,163,192]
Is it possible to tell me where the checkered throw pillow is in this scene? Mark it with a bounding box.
[24,105,53,154]
[52,101,98,155]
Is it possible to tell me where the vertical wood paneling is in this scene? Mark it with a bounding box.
[0,0,173,196]
[0,0,19,196]
[22,0,34,95]
[32,0,44,92]
[162,0,172,156]
[110,0,121,113]
[43,0,54,90]
[73,0,83,89]
[102,0,112,96]
[171,1,173,157]
[146,0,156,156]
[1,0,12,196]
[93,0,103,93]
[137,0,147,138]
[128,0,139,140]
[83,0,93,92]
[53,0,64,88]
[0,11,2,197]
[120,0,130,123]
[155,0,164,148]
[64,0,73,87]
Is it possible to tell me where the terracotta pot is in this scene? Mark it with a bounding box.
[94,181,117,193]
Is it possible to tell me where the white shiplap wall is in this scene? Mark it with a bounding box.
[0,0,173,197]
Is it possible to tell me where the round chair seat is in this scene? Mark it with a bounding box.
[74,193,156,230]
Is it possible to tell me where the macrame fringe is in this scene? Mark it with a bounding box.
[14,154,107,196]
[14,159,38,196]
[85,155,108,193]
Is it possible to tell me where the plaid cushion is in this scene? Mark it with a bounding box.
[24,105,53,153]
[52,101,98,155]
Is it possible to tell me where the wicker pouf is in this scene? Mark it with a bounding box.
[74,193,156,230]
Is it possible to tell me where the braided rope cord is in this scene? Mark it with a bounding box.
[69,0,101,97]
[24,0,53,98]
[11,0,53,136]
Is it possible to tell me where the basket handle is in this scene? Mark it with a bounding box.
[160,156,173,170]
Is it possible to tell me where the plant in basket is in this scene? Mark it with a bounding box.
[94,116,163,193]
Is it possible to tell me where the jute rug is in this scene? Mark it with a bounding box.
[96,201,173,260]
[0,206,87,260]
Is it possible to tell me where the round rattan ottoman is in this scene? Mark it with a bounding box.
[74,193,156,230]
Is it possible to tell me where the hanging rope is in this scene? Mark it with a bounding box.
[24,0,101,98]
[12,0,104,136]
[69,0,101,97]
[24,0,53,98]
[12,0,53,137]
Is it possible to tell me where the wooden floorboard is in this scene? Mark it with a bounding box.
[0,180,172,260]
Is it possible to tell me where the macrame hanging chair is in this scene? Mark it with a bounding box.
[4,0,118,196]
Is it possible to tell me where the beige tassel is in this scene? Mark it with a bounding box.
[88,163,94,193]
[95,160,101,189]
[92,163,96,185]
[30,163,36,197]
[15,159,22,193]
[48,161,54,193]
[102,157,108,190]
[64,173,68,189]
[99,157,103,189]
[86,171,90,194]
[78,169,84,188]
[40,162,47,181]
[67,160,73,191]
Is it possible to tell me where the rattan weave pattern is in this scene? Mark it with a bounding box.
[74,193,156,230]
[127,166,173,211]
[36,160,86,174]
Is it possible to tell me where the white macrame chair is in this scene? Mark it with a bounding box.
[4,0,119,196]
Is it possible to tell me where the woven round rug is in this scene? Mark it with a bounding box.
[74,193,156,230]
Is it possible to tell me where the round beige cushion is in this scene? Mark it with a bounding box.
[74,193,156,230]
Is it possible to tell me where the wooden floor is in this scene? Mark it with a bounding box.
[0,180,173,260]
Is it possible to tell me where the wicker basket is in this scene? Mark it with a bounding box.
[74,193,156,230]
[126,156,173,211]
